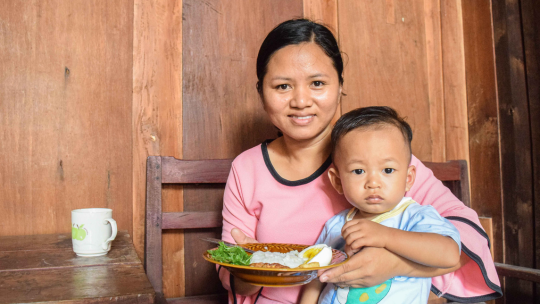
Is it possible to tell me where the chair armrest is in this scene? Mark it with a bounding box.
[495,262,540,283]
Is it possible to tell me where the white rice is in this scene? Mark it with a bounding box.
[249,250,307,268]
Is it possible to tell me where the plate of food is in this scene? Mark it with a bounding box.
[203,241,349,287]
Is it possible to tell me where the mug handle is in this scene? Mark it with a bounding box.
[102,218,118,250]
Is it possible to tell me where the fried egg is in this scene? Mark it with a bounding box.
[298,244,333,267]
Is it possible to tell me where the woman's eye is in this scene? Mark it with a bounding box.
[352,169,365,175]
[312,81,324,87]
[276,84,290,90]
[384,168,395,174]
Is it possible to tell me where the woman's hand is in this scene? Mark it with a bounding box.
[229,228,262,296]
[318,247,407,288]
[231,228,258,244]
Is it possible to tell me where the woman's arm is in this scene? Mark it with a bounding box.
[408,156,501,298]
[219,164,262,296]
[318,246,469,288]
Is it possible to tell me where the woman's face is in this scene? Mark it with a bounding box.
[261,43,342,142]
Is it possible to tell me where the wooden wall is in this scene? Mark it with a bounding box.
[491,0,540,302]
[0,0,134,236]
[2,0,525,302]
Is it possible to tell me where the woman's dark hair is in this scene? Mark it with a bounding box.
[256,19,344,95]
[331,106,413,158]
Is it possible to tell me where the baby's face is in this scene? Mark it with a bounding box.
[329,126,415,217]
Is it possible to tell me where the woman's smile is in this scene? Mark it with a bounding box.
[289,114,316,125]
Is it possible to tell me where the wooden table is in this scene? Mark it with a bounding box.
[0,231,155,303]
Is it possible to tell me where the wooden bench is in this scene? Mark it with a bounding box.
[144,156,539,303]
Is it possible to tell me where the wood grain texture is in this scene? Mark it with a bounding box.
[492,0,535,302]
[424,0,446,162]
[133,0,184,297]
[0,246,140,272]
[338,0,434,161]
[458,160,471,208]
[161,158,233,184]
[0,231,133,252]
[0,231,138,272]
[461,0,503,264]
[423,161,461,181]
[182,0,303,296]
[440,0,469,167]
[519,1,540,298]
[0,0,133,237]
[303,0,338,34]
[162,212,222,230]
[0,265,154,304]
[495,263,540,284]
[145,156,164,297]
[0,231,154,304]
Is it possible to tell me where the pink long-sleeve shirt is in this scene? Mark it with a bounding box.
[220,141,501,303]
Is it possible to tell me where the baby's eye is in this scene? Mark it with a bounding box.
[352,169,365,175]
[312,81,324,87]
[383,168,395,174]
[276,84,290,90]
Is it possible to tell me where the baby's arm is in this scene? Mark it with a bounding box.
[342,220,460,268]
[299,280,324,304]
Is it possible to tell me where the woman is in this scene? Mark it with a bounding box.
[219,19,501,304]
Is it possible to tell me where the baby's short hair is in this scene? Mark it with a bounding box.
[331,106,413,158]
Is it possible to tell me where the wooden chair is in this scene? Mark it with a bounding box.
[145,156,232,304]
[145,156,539,303]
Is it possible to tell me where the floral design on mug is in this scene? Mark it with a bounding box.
[72,224,88,241]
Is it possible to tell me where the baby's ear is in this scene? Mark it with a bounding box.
[328,168,344,194]
[405,165,416,192]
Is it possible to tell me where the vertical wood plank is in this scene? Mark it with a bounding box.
[338,0,433,161]
[385,0,395,24]
[440,0,469,166]
[182,0,303,296]
[461,0,503,264]
[492,0,534,302]
[133,0,184,297]
[424,0,446,162]
[303,0,338,33]
[519,2,540,301]
[145,156,163,297]
[479,217,495,260]
[0,0,133,236]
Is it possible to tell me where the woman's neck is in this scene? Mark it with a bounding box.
[267,127,333,181]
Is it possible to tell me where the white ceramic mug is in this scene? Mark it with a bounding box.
[71,208,117,257]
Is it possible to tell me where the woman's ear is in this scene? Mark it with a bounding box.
[405,165,416,192]
[328,168,344,194]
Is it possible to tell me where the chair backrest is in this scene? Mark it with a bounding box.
[422,160,470,207]
[144,156,470,303]
[145,156,232,304]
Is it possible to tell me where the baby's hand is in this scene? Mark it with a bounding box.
[342,219,390,256]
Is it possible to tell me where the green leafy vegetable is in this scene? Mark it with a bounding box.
[207,242,251,266]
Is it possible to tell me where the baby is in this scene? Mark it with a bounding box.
[300,106,461,304]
